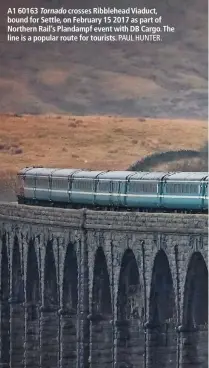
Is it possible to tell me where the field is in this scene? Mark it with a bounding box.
[0,114,207,201]
[0,0,207,118]
[0,113,207,175]
[0,0,208,200]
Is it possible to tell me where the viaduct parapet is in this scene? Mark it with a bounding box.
[0,203,208,368]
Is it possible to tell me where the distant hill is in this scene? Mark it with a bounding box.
[0,0,207,117]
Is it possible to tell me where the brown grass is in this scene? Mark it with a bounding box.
[0,114,207,179]
[0,0,207,118]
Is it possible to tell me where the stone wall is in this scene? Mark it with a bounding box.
[0,203,208,368]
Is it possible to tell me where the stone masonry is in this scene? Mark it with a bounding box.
[0,203,208,368]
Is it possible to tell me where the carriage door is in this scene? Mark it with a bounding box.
[110,180,121,207]
[202,180,208,210]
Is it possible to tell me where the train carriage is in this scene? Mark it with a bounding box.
[16,167,208,212]
[95,171,135,207]
[35,168,57,201]
[203,178,208,210]
[70,170,105,205]
[50,169,81,203]
[18,167,56,204]
[161,172,208,210]
[17,167,35,202]
[126,172,164,208]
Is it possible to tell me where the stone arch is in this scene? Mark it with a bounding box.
[149,250,175,325]
[183,252,208,328]
[26,240,40,310]
[117,248,143,368]
[91,246,113,368]
[12,235,24,302]
[62,243,78,310]
[41,240,59,368]
[10,235,25,368]
[181,252,208,368]
[0,234,10,365]
[60,243,78,368]
[148,249,177,368]
[92,246,112,316]
[44,240,58,307]
[25,240,40,367]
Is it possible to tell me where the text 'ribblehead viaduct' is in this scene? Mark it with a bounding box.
[0,203,208,368]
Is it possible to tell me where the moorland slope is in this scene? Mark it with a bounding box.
[0,0,207,117]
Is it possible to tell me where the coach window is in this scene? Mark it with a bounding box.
[189,184,199,194]
[74,180,93,191]
[73,180,80,190]
[52,179,58,189]
[52,179,59,189]
[86,181,93,191]
[52,179,57,189]
[166,184,175,193]
[98,180,110,192]
[177,184,181,193]
[25,177,35,187]
[166,184,170,193]
[85,180,93,191]
[57,178,68,189]
[73,180,82,190]
[128,182,157,193]
[36,176,49,188]
[111,181,120,193]
[128,182,137,193]
[144,183,157,193]
[184,184,189,193]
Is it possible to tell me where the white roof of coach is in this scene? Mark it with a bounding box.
[18,168,208,182]
[97,171,137,180]
[165,172,208,181]
[72,170,108,179]
[51,169,81,177]
[18,167,35,175]
[132,172,169,180]
[19,167,58,176]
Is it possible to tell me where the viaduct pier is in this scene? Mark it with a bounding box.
[0,203,208,368]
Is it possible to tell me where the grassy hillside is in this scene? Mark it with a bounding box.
[0,0,207,117]
[0,113,207,176]
[0,113,207,202]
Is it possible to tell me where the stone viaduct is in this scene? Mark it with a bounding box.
[0,203,208,368]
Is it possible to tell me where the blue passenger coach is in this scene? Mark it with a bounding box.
[126,172,164,208]
[16,167,208,212]
[161,172,207,210]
